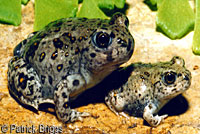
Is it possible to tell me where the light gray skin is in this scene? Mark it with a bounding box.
[105,56,191,127]
[7,12,134,123]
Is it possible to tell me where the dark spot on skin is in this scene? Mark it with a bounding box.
[53,38,63,49]
[115,29,119,32]
[82,47,89,52]
[57,64,63,72]
[138,94,141,97]
[79,17,87,22]
[51,50,58,60]
[19,63,27,69]
[78,36,84,42]
[29,76,34,81]
[62,32,71,38]
[140,75,145,80]
[14,65,20,70]
[90,53,96,58]
[83,35,88,40]
[73,79,79,86]
[178,73,182,77]
[62,92,68,98]
[88,40,91,44]
[39,52,46,62]
[55,87,58,91]
[38,33,47,38]
[52,20,63,27]
[144,72,150,77]
[63,102,69,109]
[172,88,177,92]
[10,57,19,64]
[109,21,114,25]
[107,54,114,61]
[102,24,108,28]
[54,27,61,32]
[18,73,28,90]
[27,85,34,96]
[41,41,46,45]
[48,75,53,85]
[149,103,153,109]
[70,37,76,43]
[71,26,76,31]
[121,43,127,48]
[25,40,40,61]
[79,24,84,27]
[127,92,130,96]
[127,38,133,51]
[97,22,101,26]
[65,52,69,57]
[101,27,108,30]
[110,32,115,38]
[41,75,46,84]
[75,47,80,55]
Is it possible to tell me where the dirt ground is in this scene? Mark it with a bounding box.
[1,0,200,133]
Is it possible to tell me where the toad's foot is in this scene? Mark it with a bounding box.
[143,102,168,127]
[55,78,90,123]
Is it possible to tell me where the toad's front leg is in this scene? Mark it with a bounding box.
[143,102,168,127]
[54,74,90,123]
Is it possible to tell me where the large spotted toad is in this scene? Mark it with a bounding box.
[7,12,134,123]
[105,56,191,126]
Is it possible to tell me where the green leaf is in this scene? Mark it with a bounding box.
[192,0,200,55]
[156,0,194,39]
[98,0,114,10]
[77,0,125,19]
[77,0,108,19]
[149,0,157,5]
[0,0,21,26]
[113,0,125,9]
[156,0,163,8]
[34,0,78,31]
[21,0,30,5]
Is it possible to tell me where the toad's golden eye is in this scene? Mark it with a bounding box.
[92,32,112,48]
[163,71,177,85]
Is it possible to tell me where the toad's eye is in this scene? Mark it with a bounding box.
[92,32,112,48]
[163,71,177,85]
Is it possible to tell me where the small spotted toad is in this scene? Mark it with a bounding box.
[105,56,191,126]
[7,12,134,123]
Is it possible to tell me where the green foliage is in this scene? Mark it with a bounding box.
[21,0,30,5]
[0,0,126,29]
[156,0,194,39]
[77,0,125,18]
[34,0,78,31]
[77,0,108,19]
[0,0,21,26]
[192,0,200,55]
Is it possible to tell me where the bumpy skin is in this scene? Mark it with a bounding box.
[105,56,191,127]
[7,12,134,123]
